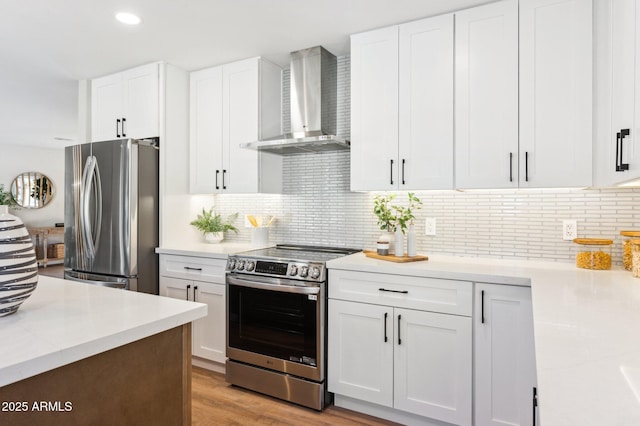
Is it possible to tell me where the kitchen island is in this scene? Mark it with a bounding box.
[327,253,640,426]
[0,275,206,425]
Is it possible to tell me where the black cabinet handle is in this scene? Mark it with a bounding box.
[397,314,402,345]
[184,266,202,271]
[215,170,220,190]
[116,119,121,138]
[617,129,630,172]
[509,152,513,182]
[390,159,394,185]
[481,290,485,324]
[193,285,198,302]
[402,159,406,185]
[379,288,408,294]
[122,118,126,137]
[186,284,191,301]
[222,169,227,190]
[533,387,538,425]
[525,151,529,182]
[384,312,388,342]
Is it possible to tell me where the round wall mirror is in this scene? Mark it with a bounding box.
[10,172,55,209]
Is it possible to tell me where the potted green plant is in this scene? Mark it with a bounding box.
[373,193,423,256]
[0,184,18,209]
[190,208,239,243]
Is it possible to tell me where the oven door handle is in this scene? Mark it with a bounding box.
[227,275,320,295]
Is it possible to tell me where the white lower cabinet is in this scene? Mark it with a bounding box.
[159,254,226,364]
[328,270,473,425]
[474,283,537,426]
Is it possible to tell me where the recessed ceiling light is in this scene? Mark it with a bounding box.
[115,12,141,25]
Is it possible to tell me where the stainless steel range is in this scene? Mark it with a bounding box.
[225,244,359,410]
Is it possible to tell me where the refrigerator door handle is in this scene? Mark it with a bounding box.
[81,156,103,259]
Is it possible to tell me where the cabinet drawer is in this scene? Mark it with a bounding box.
[159,254,226,284]
[329,270,472,316]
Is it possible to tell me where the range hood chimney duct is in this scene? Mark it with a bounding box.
[241,46,349,155]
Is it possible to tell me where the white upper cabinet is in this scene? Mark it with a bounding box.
[519,0,592,188]
[189,57,283,194]
[91,62,159,142]
[595,0,640,186]
[351,15,454,191]
[455,0,519,189]
[399,14,454,190]
[351,26,399,191]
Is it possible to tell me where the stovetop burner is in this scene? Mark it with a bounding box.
[240,244,361,262]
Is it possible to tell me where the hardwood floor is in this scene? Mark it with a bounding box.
[192,367,399,426]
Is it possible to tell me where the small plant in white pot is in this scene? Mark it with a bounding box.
[190,208,239,243]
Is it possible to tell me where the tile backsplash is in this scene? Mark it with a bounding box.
[206,55,640,265]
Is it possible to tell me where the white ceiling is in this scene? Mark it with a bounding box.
[0,0,492,148]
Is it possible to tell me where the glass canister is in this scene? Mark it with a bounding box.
[631,240,640,278]
[573,238,613,270]
[620,231,640,271]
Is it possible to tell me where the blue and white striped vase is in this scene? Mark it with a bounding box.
[0,205,38,317]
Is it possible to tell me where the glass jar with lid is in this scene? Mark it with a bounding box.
[620,231,640,271]
[573,238,613,270]
[631,240,640,278]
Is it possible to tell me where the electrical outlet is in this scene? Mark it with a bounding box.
[562,220,577,241]
[425,218,436,236]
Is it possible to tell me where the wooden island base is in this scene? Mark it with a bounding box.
[0,324,192,426]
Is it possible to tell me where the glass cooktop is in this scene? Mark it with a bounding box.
[235,244,360,263]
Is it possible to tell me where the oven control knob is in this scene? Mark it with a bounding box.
[310,266,321,279]
[228,259,236,270]
[246,261,255,272]
[237,260,246,271]
[299,266,309,278]
[289,265,298,276]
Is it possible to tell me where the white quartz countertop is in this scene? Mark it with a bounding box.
[327,253,640,426]
[0,276,206,388]
[156,242,264,259]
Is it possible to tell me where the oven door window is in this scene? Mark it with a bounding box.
[228,284,318,366]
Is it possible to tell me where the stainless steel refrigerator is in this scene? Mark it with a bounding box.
[64,138,159,294]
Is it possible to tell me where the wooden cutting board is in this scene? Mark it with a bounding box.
[363,250,428,263]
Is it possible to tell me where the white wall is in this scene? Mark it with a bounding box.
[0,144,65,227]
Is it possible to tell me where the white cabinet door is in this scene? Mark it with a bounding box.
[328,299,394,407]
[519,0,592,188]
[121,63,159,139]
[600,0,640,185]
[350,26,399,191]
[455,0,519,189]
[394,308,472,425]
[223,58,260,193]
[399,14,454,190]
[475,283,537,426]
[160,275,191,301]
[192,282,226,363]
[91,73,122,142]
[91,63,159,142]
[190,66,224,194]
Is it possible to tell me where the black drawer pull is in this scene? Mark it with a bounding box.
[397,314,402,345]
[186,284,191,300]
[184,266,203,271]
[379,288,408,294]
[193,285,198,302]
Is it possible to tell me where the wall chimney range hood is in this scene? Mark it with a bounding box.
[241,46,349,155]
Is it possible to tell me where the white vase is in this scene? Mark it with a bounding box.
[379,231,395,254]
[204,232,224,244]
[407,224,416,257]
[394,227,404,257]
[0,205,38,316]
